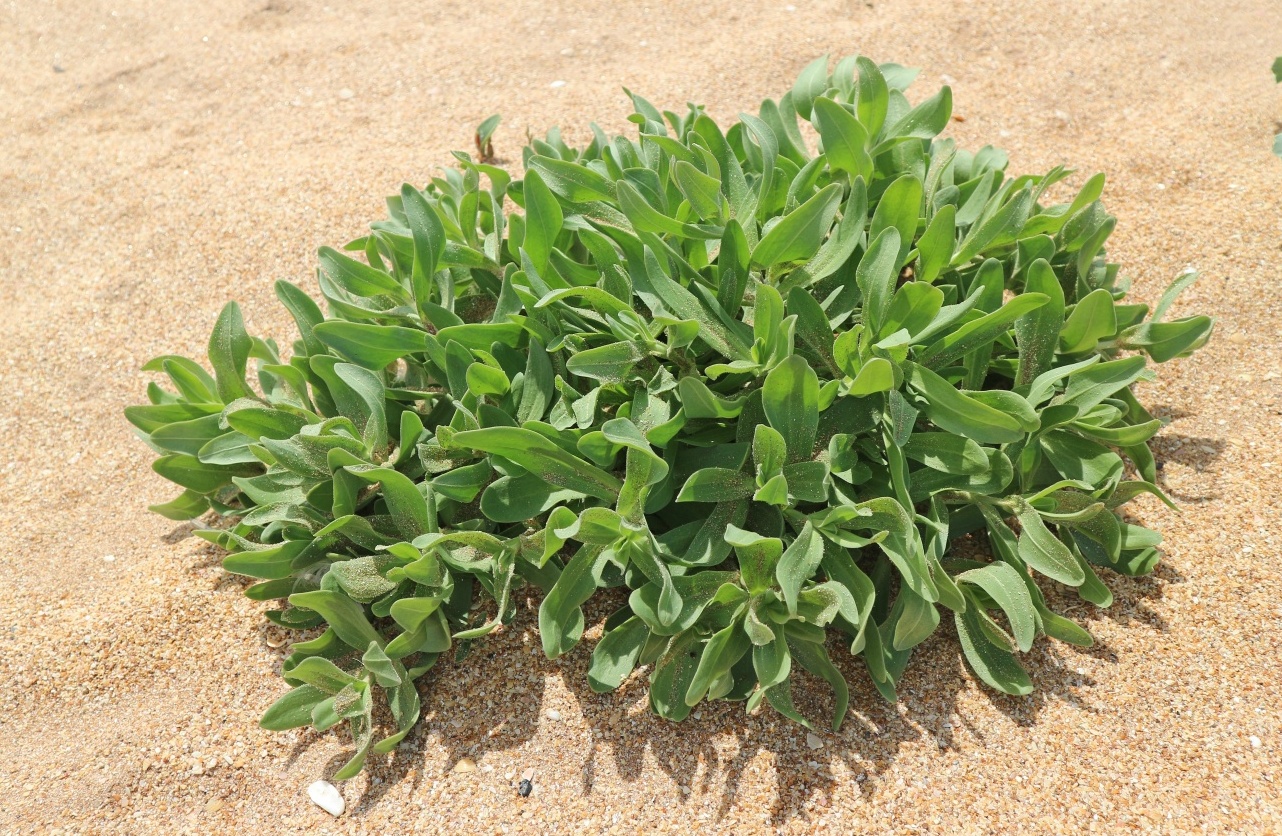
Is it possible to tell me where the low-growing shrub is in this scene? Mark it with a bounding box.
[128,56,1213,779]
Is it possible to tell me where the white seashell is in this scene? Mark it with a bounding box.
[307,780,345,816]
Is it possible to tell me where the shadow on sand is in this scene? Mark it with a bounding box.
[160,439,1186,828]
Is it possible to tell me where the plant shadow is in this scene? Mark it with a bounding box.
[334,584,1112,828]
[164,498,1176,826]
[1148,433,1226,505]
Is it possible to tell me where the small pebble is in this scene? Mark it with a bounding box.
[546,709,562,721]
[550,80,566,89]
[103,554,115,563]
[338,88,355,99]
[205,798,225,814]
[307,780,344,816]
[1250,736,1262,749]
[453,757,477,773]
[806,732,824,750]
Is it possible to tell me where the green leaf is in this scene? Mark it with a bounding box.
[791,55,830,119]
[686,620,752,706]
[528,155,615,202]
[152,454,253,493]
[855,57,890,137]
[1015,501,1086,586]
[751,183,843,268]
[752,620,791,689]
[775,523,824,615]
[878,85,952,150]
[905,363,1025,444]
[676,468,755,503]
[223,540,310,580]
[207,302,253,403]
[915,205,955,284]
[313,322,430,370]
[566,341,645,385]
[311,360,388,451]
[848,357,896,395]
[260,684,328,731]
[589,617,649,692]
[149,414,225,456]
[951,187,1033,265]
[289,590,383,650]
[955,563,1036,652]
[521,168,564,274]
[539,545,605,658]
[857,227,902,335]
[649,631,701,722]
[870,174,921,267]
[673,160,724,221]
[917,293,1049,370]
[788,287,840,376]
[465,362,510,397]
[678,376,747,419]
[1118,317,1214,363]
[726,525,784,594]
[1015,259,1066,385]
[400,184,445,311]
[638,247,751,359]
[762,355,820,462]
[1058,355,1147,416]
[1058,288,1117,353]
[454,427,622,500]
[318,245,407,300]
[274,281,326,356]
[891,588,938,651]
[788,178,867,288]
[812,97,871,181]
[344,465,432,538]
[148,489,210,520]
[616,179,721,240]
[903,432,988,475]
[955,604,1033,696]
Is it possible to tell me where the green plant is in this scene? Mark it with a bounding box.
[1273,57,1282,157]
[128,56,1212,779]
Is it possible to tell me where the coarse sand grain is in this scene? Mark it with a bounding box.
[1,1,1280,833]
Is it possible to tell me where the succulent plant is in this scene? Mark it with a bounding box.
[128,56,1212,779]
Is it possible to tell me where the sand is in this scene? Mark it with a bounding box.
[2,0,1281,833]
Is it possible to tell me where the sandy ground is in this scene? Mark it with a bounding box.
[2,0,1281,833]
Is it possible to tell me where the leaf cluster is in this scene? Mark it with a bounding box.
[128,56,1212,777]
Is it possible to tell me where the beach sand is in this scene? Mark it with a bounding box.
[2,0,1281,832]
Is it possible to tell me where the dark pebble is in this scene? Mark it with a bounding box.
[517,779,533,797]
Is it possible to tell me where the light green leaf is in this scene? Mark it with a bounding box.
[1015,501,1086,586]
[812,97,871,181]
[762,355,820,462]
[775,523,824,615]
[454,427,622,500]
[522,168,563,274]
[905,363,1026,444]
[1058,288,1117,353]
[676,468,755,503]
[313,321,430,370]
[751,183,843,268]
